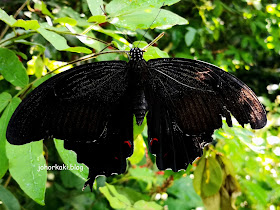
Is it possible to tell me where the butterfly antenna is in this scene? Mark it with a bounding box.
[137,3,165,48]
[142,32,165,51]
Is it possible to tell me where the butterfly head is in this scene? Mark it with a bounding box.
[129,48,144,61]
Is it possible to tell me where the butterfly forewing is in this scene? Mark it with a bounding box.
[6,61,134,187]
[145,58,266,171]
[147,58,266,131]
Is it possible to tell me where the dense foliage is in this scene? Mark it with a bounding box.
[0,0,279,209]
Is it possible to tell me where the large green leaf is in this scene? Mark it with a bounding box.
[6,140,47,205]
[0,185,20,210]
[54,139,88,181]
[0,97,21,179]
[0,8,16,26]
[106,0,180,16]
[0,48,29,88]
[87,0,104,16]
[110,8,188,30]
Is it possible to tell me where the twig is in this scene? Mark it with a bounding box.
[0,0,29,41]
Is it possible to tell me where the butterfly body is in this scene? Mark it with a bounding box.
[127,48,149,125]
[6,46,266,189]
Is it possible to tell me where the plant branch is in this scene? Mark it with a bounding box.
[0,0,29,41]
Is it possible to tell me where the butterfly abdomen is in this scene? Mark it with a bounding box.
[132,89,148,126]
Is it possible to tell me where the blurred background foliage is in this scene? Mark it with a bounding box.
[0,0,279,209]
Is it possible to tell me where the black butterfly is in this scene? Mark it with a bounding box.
[6,46,267,190]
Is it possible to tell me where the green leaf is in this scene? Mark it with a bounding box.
[13,19,40,30]
[213,0,223,17]
[167,176,203,208]
[201,193,220,210]
[241,179,268,205]
[54,17,77,26]
[34,56,44,78]
[129,166,154,187]
[0,92,12,113]
[64,26,104,51]
[115,186,150,203]
[0,8,16,26]
[59,7,90,27]
[133,200,162,210]
[6,140,47,205]
[37,28,70,51]
[0,185,20,210]
[99,183,131,209]
[60,170,85,189]
[128,134,145,165]
[110,8,188,30]
[88,15,106,23]
[193,156,223,197]
[14,51,28,60]
[64,46,92,54]
[87,0,104,16]
[0,48,29,88]
[0,97,21,179]
[54,139,88,181]
[106,0,180,16]
[34,1,54,18]
[37,28,92,53]
[185,27,197,46]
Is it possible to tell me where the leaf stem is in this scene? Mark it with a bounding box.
[0,31,36,46]
[4,174,12,188]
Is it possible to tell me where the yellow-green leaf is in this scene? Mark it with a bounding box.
[13,19,40,30]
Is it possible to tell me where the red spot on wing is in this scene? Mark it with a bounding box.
[115,157,118,160]
[124,141,131,148]
[150,138,158,146]
[156,171,164,175]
